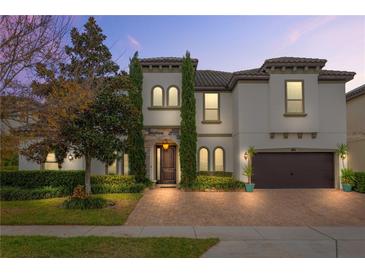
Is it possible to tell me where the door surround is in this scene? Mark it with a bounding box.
[156,144,177,184]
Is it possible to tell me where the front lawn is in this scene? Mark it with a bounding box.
[0,236,218,258]
[0,193,142,225]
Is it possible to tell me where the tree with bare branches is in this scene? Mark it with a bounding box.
[0,16,70,95]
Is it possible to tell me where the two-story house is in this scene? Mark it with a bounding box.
[19,56,355,189]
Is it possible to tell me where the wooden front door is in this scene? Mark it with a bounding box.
[157,145,176,184]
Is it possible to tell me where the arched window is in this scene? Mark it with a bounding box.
[152,86,164,107]
[213,147,225,172]
[198,147,209,171]
[167,86,179,106]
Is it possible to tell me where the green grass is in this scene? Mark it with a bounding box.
[0,193,142,225]
[0,236,218,258]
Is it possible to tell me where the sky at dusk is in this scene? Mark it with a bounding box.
[70,16,365,91]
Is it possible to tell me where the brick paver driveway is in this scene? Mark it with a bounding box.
[125,188,365,226]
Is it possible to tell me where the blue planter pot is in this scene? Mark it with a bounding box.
[342,183,352,192]
[245,183,255,192]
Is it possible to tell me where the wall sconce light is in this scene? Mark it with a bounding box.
[244,151,248,160]
[162,139,169,150]
[68,154,74,161]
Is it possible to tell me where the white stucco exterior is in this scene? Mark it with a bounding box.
[18,57,355,188]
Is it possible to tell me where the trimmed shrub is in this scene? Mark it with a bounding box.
[183,175,244,191]
[62,197,111,210]
[0,170,84,193]
[197,171,233,177]
[92,183,145,194]
[0,171,145,199]
[91,175,135,185]
[354,172,365,193]
[0,186,66,201]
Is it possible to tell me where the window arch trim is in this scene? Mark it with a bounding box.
[151,85,165,107]
[166,85,180,107]
[213,146,225,172]
[198,146,210,172]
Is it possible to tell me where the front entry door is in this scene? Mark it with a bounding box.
[157,145,176,184]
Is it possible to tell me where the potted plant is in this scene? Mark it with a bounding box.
[341,168,355,192]
[243,164,255,192]
[243,146,256,192]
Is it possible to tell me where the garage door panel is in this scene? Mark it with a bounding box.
[252,152,334,188]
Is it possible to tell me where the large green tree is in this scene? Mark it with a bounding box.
[180,51,197,185]
[128,52,146,183]
[22,17,134,195]
[63,76,135,194]
[60,17,122,194]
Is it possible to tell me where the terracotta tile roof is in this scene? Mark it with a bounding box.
[264,57,327,64]
[261,57,327,70]
[318,70,356,81]
[140,56,355,90]
[195,70,232,90]
[140,57,198,66]
[233,68,269,77]
[346,84,365,101]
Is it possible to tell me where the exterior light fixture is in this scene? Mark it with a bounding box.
[244,151,248,160]
[162,139,169,150]
[68,154,74,161]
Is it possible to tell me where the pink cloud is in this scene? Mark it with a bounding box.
[286,16,337,46]
[127,34,141,50]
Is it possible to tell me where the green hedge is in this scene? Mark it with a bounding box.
[0,171,145,200]
[197,171,233,177]
[92,183,145,194]
[0,170,84,193]
[354,172,365,193]
[0,186,66,201]
[91,175,135,185]
[183,175,244,191]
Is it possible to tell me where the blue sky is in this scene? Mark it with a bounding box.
[71,16,365,91]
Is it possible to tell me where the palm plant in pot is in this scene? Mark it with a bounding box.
[243,164,255,192]
[341,168,355,192]
[336,143,348,168]
[243,146,256,192]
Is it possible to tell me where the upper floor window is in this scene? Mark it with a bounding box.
[167,86,179,107]
[285,81,304,114]
[198,147,209,171]
[213,147,225,172]
[152,86,164,107]
[203,93,220,121]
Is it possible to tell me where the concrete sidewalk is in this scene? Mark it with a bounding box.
[1,226,365,258]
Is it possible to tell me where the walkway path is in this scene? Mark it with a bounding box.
[1,226,365,257]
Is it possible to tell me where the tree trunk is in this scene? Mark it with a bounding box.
[105,163,109,175]
[85,155,92,195]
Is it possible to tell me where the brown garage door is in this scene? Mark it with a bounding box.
[252,152,334,188]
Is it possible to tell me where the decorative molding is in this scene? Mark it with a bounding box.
[198,133,232,137]
[147,107,181,111]
[201,120,222,124]
[283,113,308,117]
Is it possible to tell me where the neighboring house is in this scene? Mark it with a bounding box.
[346,84,365,171]
[19,56,356,189]
[0,96,40,171]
